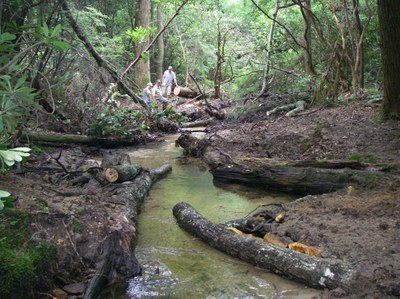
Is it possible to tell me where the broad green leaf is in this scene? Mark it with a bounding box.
[10,147,31,152]
[0,190,11,198]
[50,41,70,51]
[0,32,16,43]
[15,76,27,90]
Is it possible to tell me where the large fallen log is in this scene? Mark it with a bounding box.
[211,159,383,195]
[180,118,212,128]
[173,202,356,291]
[174,86,199,98]
[84,163,172,299]
[22,131,141,148]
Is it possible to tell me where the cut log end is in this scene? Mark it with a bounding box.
[105,167,119,183]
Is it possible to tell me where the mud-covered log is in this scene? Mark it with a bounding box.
[181,119,212,128]
[22,131,141,148]
[173,202,355,291]
[105,164,142,183]
[84,163,172,299]
[173,86,199,98]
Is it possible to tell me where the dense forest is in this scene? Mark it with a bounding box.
[1,0,400,298]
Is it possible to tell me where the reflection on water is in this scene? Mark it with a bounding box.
[105,134,318,299]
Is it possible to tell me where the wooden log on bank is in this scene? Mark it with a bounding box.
[211,160,383,195]
[174,86,199,98]
[173,202,356,291]
[84,163,172,299]
[181,118,212,128]
[105,163,142,183]
[21,131,141,148]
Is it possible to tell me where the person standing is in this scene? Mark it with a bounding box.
[162,66,177,99]
[142,82,154,107]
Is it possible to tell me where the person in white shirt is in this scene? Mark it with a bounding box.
[142,82,154,107]
[152,79,168,110]
[162,66,177,99]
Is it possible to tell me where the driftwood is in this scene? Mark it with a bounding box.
[180,119,212,128]
[21,131,141,148]
[211,158,384,195]
[173,202,356,291]
[105,164,142,183]
[173,86,199,98]
[267,100,306,117]
[84,164,172,299]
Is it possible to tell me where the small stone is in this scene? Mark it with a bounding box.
[63,282,86,294]
[53,288,68,299]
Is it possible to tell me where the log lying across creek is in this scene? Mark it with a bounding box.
[173,202,356,291]
[84,163,172,299]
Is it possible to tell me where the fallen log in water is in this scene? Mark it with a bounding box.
[84,163,172,299]
[173,202,356,291]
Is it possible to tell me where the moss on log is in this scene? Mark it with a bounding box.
[173,202,356,291]
[22,131,141,148]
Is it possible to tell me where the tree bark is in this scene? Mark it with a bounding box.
[173,202,355,291]
[298,0,317,76]
[83,163,172,299]
[209,158,384,195]
[21,131,142,148]
[378,0,400,119]
[133,0,151,89]
[156,3,164,80]
[105,164,142,183]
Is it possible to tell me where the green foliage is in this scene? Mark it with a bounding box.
[152,105,186,124]
[126,26,156,44]
[89,108,149,138]
[0,209,57,297]
[348,153,378,164]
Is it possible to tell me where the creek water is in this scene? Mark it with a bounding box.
[104,133,318,299]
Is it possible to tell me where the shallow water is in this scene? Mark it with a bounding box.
[105,134,318,299]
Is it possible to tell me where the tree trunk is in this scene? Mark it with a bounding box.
[173,86,199,98]
[83,164,172,299]
[156,3,164,80]
[21,131,141,148]
[211,160,384,195]
[134,0,151,89]
[105,164,142,183]
[61,0,146,107]
[173,202,356,291]
[299,0,317,76]
[378,0,400,119]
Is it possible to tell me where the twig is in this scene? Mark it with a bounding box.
[62,220,86,268]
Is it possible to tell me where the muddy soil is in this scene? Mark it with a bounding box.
[203,100,400,298]
[1,98,399,298]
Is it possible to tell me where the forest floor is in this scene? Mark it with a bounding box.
[1,97,400,298]
[201,99,400,298]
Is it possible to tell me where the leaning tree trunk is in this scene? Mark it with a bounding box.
[378,0,400,119]
[84,164,172,299]
[61,0,146,107]
[173,202,356,291]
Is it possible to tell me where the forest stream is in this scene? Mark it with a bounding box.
[99,133,318,299]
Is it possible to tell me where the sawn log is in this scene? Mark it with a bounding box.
[173,86,199,98]
[173,202,355,291]
[105,163,142,183]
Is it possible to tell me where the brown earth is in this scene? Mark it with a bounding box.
[1,98,400,298]
[201,99,400,298]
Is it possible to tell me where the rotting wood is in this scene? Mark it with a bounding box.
[83,163,172,299]
[211,160,384,195]
[105,163,142,183]
[21,131,141,148]
[173,202,356,291]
